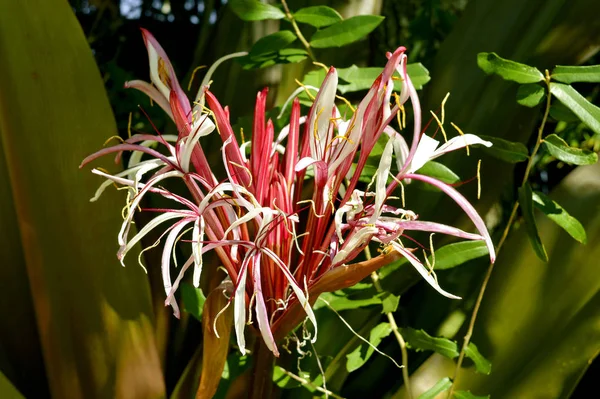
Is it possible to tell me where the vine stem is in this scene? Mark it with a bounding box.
[447,70,553,398]
[365,247,413,399]
[281,0,315,60]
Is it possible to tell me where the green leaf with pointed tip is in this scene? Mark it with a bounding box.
[551,65,600,83]
[477,135,529,163]
[181,283,206,322]
[417,161,461,185]
[249,30,297,58]
[477,52,544,83]
[453,391,490,399]
[543,134,598,165]
[550,82,600,134]
[310,15,385,48]
[428,241,489,271]
[403,328,459,359]
[417,378,452,399]
[516,83,545,107]
[532,191,587,244]
[229,0,285,21]
[0,1,165,397]
[381,292,400,314]
[294,6,342,28]
[465,343,492,375]
[346,323,392,372]
[518,184,548,262]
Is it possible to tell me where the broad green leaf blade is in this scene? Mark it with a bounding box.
[346,323,392,372]
[293,6,342,28]
[181,283,207,322]
[381,292,400,314]
[464,343,492,375]
[549,101,580,122]
[310,16,385,48]
[453,391,490,399]
[417,377,452,399]
[406,63,432,90]
[229,0,285,21]
[238,48,308,69]
[0,1,164,397]
[249,30,297,58]
[477,135,529,163]
[196,285,234,399]
[0,370,24,399]
[551,65,600,83]
[516,83,545,107]
[477,52,544,83]
[313,290,383,311]
[428,241,489,271]
[403,328,459,358]
[532,191,587,243]
[518,184,548,262]
[550,82,600,134]
[417,161,461,185]
[543,133,598,165]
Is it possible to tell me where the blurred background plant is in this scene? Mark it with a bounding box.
[1,0,599,398]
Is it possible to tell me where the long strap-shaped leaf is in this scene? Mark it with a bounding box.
[0,1,165,397]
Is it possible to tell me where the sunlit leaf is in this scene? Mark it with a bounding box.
[477,52,544,83]
[518,183,548,262]
[346,323,392,372]
[417,377,452,399]
[313,290,383,311]
[516,83,545,107]
[381,292,400,314]
[273,366,302,389]
[551,65,600,83]
[417,161,461,185]
[294,6,342,28]
[403,328,459,359]
[465,342,492,375]
[229,0,285,21]
[549,82,600,134]
[310,16,385,48]
[543,134,598,165]
[428,241,489,270]
[477,135,529,163]
[532,191,587,244]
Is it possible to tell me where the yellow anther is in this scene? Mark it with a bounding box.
[295,79,316,101]
[451,122,470,156]
[335,94,356,113]
[477,159,482,200]
[312,62,329,72]
[313,107,325,140]
[188,65,207,91]
[429,110,448,142]
[127,112,133,138]
[240,127,246,144]
[103,136,124,146]
[441,92,450,125]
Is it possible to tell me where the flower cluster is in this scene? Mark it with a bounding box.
[82,29,495,356]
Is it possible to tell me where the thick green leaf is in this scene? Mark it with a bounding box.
[293,6,342,28]
[552,65,600,83]
[417,161,461,185]
[516,83,545,107]
[477,135,529,163]
[238,48,308,69]
[464,343,492,375]
[428,241,489,271]
[543,133,598,165]
[417,377,452,399]
[403,328,459,359]
[249,30,297,58]
[310,16,385,48]
[314,290,383,311]
[229,0,285,21]
[346,323,392,372]
[453,391,490,399]
[477,52,544,83]
[549,101,580,122]
[181,283,207,322]
[406,63,432,90]
[518,183,548,262]
[550,82,600,134]
[532,191,587,244]
[381,292,400,314]
[0,1,164,397]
